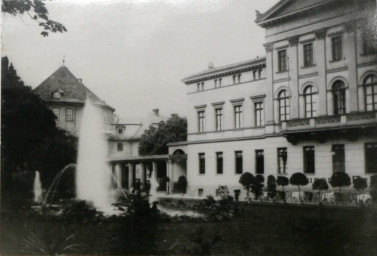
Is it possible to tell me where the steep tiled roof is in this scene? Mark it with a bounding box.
[34,66,114,110]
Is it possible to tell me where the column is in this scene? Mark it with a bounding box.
[128,163,133,189]
[140,162,146,188]
[166,159,174,194]
[288,36,299,119]
[315,29,328,116]
[263,42,275,133]
[115,164,121,189]
[344,21,358,113]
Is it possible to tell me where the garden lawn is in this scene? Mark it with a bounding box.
[2,203,377,256]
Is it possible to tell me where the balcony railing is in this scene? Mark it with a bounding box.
[282,112,377,131]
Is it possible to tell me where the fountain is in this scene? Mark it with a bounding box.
[33,171,43,203]
[76,98,113,211]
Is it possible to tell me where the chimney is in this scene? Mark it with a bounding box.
[78,78,82,83]
[208,62,214,69]
[153,109,159,116]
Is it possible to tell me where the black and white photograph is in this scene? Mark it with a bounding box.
[1,0,377,255]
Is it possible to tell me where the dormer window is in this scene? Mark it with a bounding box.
[52,91,62,99]
[118,128,123,134]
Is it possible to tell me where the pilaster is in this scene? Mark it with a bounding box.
[344,21,358,113]
[315,28,328,116]
[288,36,299,119]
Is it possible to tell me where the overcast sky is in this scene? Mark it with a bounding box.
[2,0,278,119]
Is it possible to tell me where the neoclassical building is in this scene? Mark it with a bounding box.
[174,0,377,197]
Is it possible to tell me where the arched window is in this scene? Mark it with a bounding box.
[278,90,290,121]
[364,74,377,111]
[304,85,316,118]
[53,91,61,99]
[332,80,346,115]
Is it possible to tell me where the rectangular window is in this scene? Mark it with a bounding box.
[201,82,204,91]
[235,151,243,174]
[255,150,264,174]
[237,74,241,83]
[219,78,222,87]
[216,152,223,174]
[304,146,315,174]
[118,128,123,134]
[234,105,243,129]
[365,142,377,173]
[332,144,345,173]
[331,36,343,61]
[215,108,223,131]
[303,43,313,67]
[65,108,74,122]
[197,83,200,91]
[198,111,205,132]
[254,102,264,127]
[278,148,287,174]
[233,75,236,84]
[278,49,287,72]
[199,153,205,174]
[253,70,257,80]
[117,142,123,152]
[258,69,262,79]
[198,189,204,196]
[52,108,60,120]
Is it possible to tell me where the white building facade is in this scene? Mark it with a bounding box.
[179,0,377,197]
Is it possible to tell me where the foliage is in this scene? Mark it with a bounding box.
[176,175,187,193]
[277,176,289,192]
[203,195,216,207]
[20,227,80,255]
[290,173,308,195]
[250,174,264,200]
[267,175,277,199]
[330,172,351,193]
[312,178,329,191]
[239,172,254,198]
[2,0,67,36]
[353,177,368,192]
[1,56,77,209]
[216,185,230,200]
[138,114,187,155]
[61,200,100,222]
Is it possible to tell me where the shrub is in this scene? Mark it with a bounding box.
[312,178,329,202]
[267,175,277,199]
[216,185,230,200]
[61,200,99,222]
[370,175,377,204]
[353,177,368,193]
[330,172,351,193]
[277,176,289,191]
[290,173,308,196]
[177,175,187,193]
[239,172,254,199]
[251,174,264,200]
[203,195,216,207]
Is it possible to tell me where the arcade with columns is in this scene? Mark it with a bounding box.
[109,149,187,194]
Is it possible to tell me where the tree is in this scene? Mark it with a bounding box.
[329,172,351,194]
[353,177,368,194]
[277,176,289,202]
[251,174,264,200]
[267,175,277,199]
[290,173,308,196]
[239,172,254,199]
[138,114,187,156]
[1,56,76,208]
[2,0,67,37]
[312,178,329,202]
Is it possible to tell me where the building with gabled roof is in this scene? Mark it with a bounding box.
[34,65,114,136]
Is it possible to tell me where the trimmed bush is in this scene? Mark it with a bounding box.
[290,173,308,196]
[353,177,367,193]
[312,178,329,202]
[267,175,277,199]
[330,172,351,193]
[239,172,254,199]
